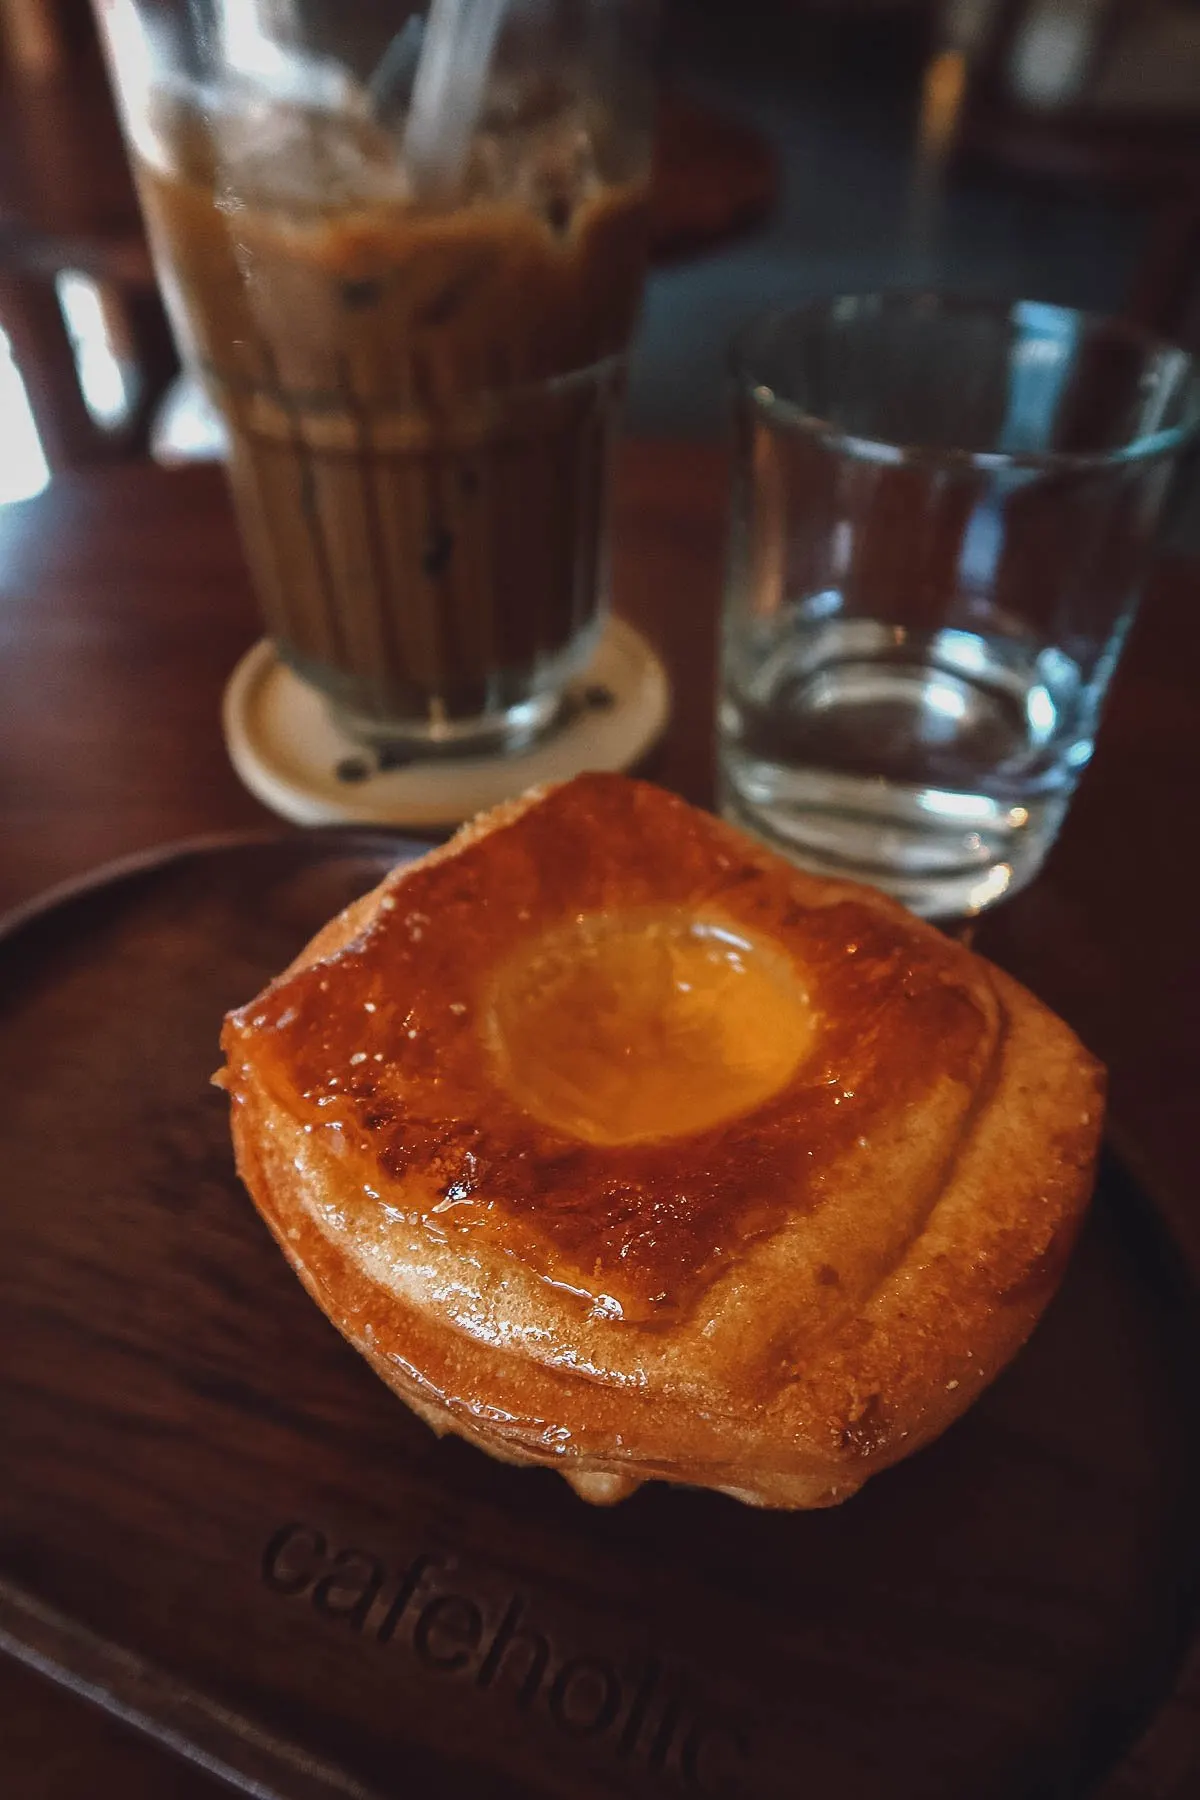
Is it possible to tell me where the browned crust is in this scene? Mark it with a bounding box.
[223,779,1104,1508]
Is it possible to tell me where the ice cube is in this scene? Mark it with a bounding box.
[216,0,366,114]
[211,95,410,211]
[511,109,600,231]
[465,98,600,226]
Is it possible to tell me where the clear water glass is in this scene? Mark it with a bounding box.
[718,294,1200,917]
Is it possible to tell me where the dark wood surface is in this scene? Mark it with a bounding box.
[1,834,1197,1800]
[1,442,1200,1796]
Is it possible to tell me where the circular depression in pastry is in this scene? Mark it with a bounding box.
[486,909,816,1147]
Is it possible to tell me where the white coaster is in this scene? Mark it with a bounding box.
[222,618,671,828]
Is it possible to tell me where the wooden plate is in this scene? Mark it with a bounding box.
[0,835,1196,1800]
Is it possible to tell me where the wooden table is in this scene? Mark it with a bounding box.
[1,441,1198,1796]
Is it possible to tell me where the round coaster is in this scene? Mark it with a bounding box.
[222,617,671,828]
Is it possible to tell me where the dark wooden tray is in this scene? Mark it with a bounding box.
[1,834,1198,1800]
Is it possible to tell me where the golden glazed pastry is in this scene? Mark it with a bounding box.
[220,775,1104,1508]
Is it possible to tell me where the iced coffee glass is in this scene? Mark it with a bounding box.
[96,0,655,751]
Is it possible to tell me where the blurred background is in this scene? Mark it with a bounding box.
[4,0,1200,491]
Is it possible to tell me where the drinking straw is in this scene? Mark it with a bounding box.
[402,0,509,197]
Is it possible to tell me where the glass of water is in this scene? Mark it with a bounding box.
[718,294,1200,917]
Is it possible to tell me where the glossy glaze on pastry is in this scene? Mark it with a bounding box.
[220,775,1104,1507]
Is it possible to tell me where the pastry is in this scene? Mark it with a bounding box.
[219,774,1104,1507]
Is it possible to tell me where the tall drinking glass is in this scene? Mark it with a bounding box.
[96,0,655,753]
[719,294,1200,916]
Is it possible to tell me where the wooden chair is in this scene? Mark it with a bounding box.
[935,0,1200,190]
[912,1,1200,348]
[0,0,176,468]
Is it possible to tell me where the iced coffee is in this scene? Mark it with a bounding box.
[131,72,650,745]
